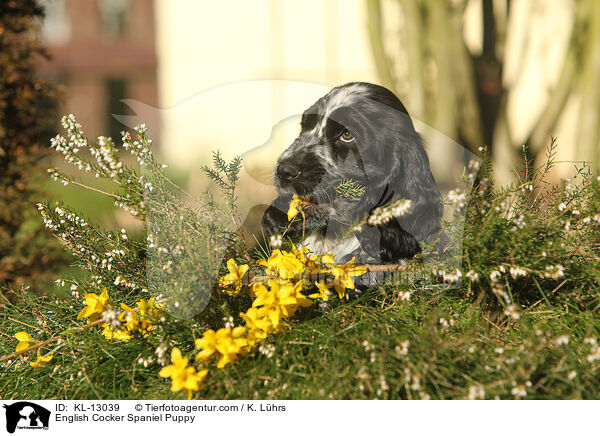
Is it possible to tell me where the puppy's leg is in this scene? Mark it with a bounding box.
[351,220,420,289]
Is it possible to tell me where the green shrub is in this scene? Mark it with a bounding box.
[0,117,598,400]
[0,0,67,293]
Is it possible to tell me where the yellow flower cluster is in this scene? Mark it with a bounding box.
[163,245,367,399]
[194,245,367,382]
[77,287,163,341]
[77,287,112,323]
[14,332,54,368]
[159,347,208,400]
[218,258,250,296]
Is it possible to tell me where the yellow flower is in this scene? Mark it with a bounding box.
[240,307,273,332]
[15,332,36,352]
[218,258,249,296]
[287,194,307,221]
[258,249,305,280]
[320,254,336,266]
[195,329,218,361]
[325,257,367,298]
[137,297,161,318]
[77,287,112,323]
[253,279,312,326]
[101,324,132,341]
[120,303,154,336]
[30,351,53,368]
[309,281,332,300]
[215,326,248,368]
[159,347,208,400]
[245,328,268,347]
[240,307,272,345]
[292,245,319,270]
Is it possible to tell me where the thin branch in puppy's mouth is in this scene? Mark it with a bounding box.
[302,198,328,212]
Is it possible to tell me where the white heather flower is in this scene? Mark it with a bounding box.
[490,270,502,282]
[558,203,567,212]
[567,370,577,380]
[494,347,504,354]
[511,214,526,232]
[269,234,283,249]
[587,345,600,362]
[504,304,521,319]
[410,373,422,391]
[101,307,121,329]
[395,340,410,355]
[378,374,389,393]
[389,199,413,217]
[223,316,235,329]
[367,199,412,226]
[544,264,565,279]
[439,318,450,328]
[448,189,468,208]
[511,384,527,398]
[442,269,462,283]
[509,266,527,279]
[553,335,570,346]
[398,290,411,301]
[466,270,479,282]
[155,342,169,365]
[468,159,481,171]
[467,384,485,400]
[258,343,276,358]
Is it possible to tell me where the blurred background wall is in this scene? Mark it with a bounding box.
[40,0,159,140]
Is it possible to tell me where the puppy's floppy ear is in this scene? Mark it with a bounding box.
[393,132,443,242]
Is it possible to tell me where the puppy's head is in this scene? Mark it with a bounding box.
[273,82,441,241]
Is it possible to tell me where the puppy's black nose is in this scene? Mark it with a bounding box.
[277,162,301,181]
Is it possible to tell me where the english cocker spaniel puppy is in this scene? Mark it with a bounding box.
[262,82,444,266]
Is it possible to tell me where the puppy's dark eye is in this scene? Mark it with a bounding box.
[339,129,354,143]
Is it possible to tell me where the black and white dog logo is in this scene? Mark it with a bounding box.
[3,402,50,434]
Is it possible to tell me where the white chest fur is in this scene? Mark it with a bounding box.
[300,232,362,260]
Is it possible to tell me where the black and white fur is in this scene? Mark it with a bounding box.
[262,82,443,265]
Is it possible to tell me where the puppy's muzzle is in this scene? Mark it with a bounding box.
[276,160,302,183]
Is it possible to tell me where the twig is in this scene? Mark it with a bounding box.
[246,263,412,284]
[0,297,168,364]
[0,318,105,363]
[530,279,568,309]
